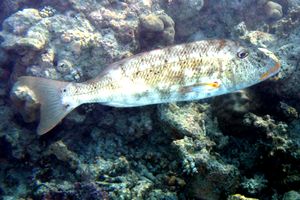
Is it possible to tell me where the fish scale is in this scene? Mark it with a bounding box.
[15,39,280,135]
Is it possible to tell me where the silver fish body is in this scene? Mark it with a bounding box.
[15,39,280,135]
[66,39,280,107]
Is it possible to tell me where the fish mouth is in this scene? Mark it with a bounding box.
[257,48,281,81]
[260,61,281,80]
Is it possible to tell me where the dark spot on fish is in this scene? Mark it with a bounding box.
[165,47,172,54]
[134,90,149,100]
[216,40,226,51]
[179,86,192,94]
[157,89,171,99]
[120,65,126,74]
[64,104,70,109]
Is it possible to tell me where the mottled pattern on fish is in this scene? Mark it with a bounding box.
[66,39,279,107]
[16,39,280,135]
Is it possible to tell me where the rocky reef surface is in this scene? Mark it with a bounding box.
[1,0,300,199]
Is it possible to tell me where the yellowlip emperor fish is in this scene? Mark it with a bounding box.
[15,39,280,135]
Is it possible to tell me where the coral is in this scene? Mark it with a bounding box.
[0,6,138,82]
[73,182,109,200]
[212,90,258,135]
[265,1,283,20]
[240,113,300,194]
[166,0,204,21]
[32,180,109,199]
[1,9,46,51]
[147,189,178,199]
[158,103,209,139]
[283,190,300,200]
[243,113,290,155]
[46,140,80,169]
[270,6,300,36]
[0,0,36,26]
[159,103,238,199]
[39,6,56,18]
[277,102,298,121]
[140,14,165,32]
[10,81,39,123]
[164,0,205,38]
[240,30,277,47]
[241,175,268,195]
[174,136,239,199]
[228,194,259,200]
[0,104,42,161]
[139,12,175,48]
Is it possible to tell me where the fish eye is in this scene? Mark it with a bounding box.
[237,49,249,59]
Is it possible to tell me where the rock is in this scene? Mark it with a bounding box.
[166,0,204,21]
[161,103,238,199]
[265,1,283,20]
[158,103,208,139]
[241,30,276,47]
[10,80,39,123]
[2,9,42,35]
[0,9,48,52]
[165,0,204,38]
[0,6,137,83]
[0,48,8,65]
[241,175,268,195]
[277,102,298,121]
[39,6,56,18]
[166,175,186,188]
[46,140,80,169]
[187,158,239,200]
[139,13,175,48]
[283,190,300,200]
[158,14,175,44]
[140,14,164,32]
[228,194,259,200]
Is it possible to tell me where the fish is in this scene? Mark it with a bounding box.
[15,39,280,135]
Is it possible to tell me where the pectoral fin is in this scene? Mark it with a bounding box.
[179,81,221,94]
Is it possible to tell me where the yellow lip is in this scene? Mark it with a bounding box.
[260,62,281,81]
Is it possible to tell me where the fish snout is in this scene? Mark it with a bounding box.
[259,61,281,80]
[257,48,281,80]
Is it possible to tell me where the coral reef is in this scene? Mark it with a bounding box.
[241,174,268,195]
[159,103,238,199]
[139,12,175,48]
[1,0,300,199]
[163,0,204,37]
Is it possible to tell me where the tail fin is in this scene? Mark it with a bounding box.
[17,76,74,135]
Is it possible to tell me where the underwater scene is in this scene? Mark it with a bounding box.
[1,0,300,199]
